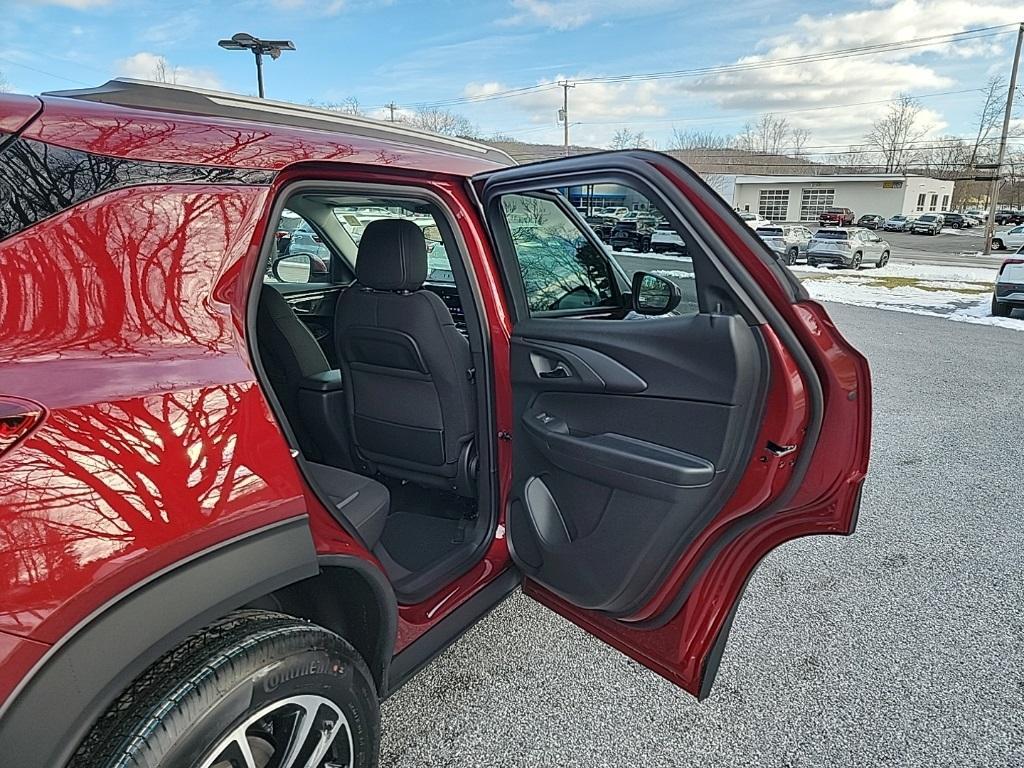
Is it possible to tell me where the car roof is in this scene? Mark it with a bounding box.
[31,79,514,175]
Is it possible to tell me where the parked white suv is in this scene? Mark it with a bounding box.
[739,211,771,229]
[992,253,1024,317]
[992,225,1024,251]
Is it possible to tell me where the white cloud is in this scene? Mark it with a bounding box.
[499,0,673,30]
[691,0,1021,141]
[115,52,222,90]
[464,75,669,146]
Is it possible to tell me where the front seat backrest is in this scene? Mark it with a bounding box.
[334,219,475,490]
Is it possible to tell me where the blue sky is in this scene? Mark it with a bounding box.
[2,0,1022,152]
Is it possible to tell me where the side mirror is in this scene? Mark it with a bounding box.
[271,252,329,283]
[630,271,681,316]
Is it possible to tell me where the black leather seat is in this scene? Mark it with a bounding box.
[334,219,476,494]
[256,284,331,460]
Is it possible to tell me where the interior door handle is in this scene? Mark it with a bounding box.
[539,363,571,379]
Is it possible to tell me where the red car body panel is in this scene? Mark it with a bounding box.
[0,186,312,646]
[0,94,41,134]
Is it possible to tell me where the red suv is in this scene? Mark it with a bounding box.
[0,80,871,768]
[818,207,855,226]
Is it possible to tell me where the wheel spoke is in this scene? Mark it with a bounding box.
[300,713,347,768]
[198,694,352,768]
[236,734,260,768]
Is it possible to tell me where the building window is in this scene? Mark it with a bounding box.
[758,189,789,221]
[916,193,926,211]
[941,194,950,211]
[799,188,835,221]
[929,194,938,211]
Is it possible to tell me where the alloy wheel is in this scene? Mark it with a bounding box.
[199,695,352,768]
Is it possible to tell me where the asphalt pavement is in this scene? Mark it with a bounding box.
[380,303,1024,767]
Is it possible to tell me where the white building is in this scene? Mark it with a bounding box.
[731,174,956,223]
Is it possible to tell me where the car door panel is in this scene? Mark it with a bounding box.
[475,150,871,699]
[506,312,767,616]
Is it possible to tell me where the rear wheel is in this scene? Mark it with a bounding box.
[785,247,798,265]
[851,252,863,270]
[71,611,380,768]
[876,250,890,268]
[992,296,1012,317]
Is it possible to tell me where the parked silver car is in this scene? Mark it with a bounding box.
[883,214,914,231]
[807,227,891,269]
[755,224,813,265]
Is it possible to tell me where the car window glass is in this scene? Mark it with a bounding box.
[499,194,618,314]
[498,187,702,318]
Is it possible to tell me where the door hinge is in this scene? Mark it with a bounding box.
[497,430,512,441]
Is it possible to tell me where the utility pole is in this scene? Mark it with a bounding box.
[558,80,574,157]
[983,21,1023,255]
[386,102,397,122]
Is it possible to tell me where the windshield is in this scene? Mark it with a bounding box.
[814,230,850,239]
[757,227,784,235]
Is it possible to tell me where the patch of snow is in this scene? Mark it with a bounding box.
[791,262,998,283]
[652,269,695,279]
[611,250,691,263]
[800,276,1023,331]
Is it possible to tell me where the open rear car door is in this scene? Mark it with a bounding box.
[473,151,871,699]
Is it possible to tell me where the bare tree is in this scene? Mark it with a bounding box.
[152,57,176,84]
[667,128,730,150]
[968,76,1008,167]
[864,95,930,173]
[404,107,477,138]
[313,97,364,116]
[789,127,811,156]
[0,69,10,93]
[734,113,793,154]
[609,128,652,149]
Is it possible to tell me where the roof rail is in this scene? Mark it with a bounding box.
[43,79,515,167]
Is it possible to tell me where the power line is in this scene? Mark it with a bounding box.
[0,54,92,86]
[388,24,1020,111]
[573,25,1019,84]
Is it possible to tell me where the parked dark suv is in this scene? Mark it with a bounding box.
[818,207,855,226]
[609,218,656,251]
[0,80,871,768]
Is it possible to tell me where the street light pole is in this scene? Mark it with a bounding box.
[217,33,295,99]
[983,22,1023,255]
[254,50,265,98]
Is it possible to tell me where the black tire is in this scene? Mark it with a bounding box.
[71,611,380,768]
[876,250,890,268]
[808,259,818,267]
[993,238,1004,250]
[992,296,1012,317]
[850,252,863,270]
[785,247,798,265]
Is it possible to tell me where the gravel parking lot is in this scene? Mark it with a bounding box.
[381,303,1024,767]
